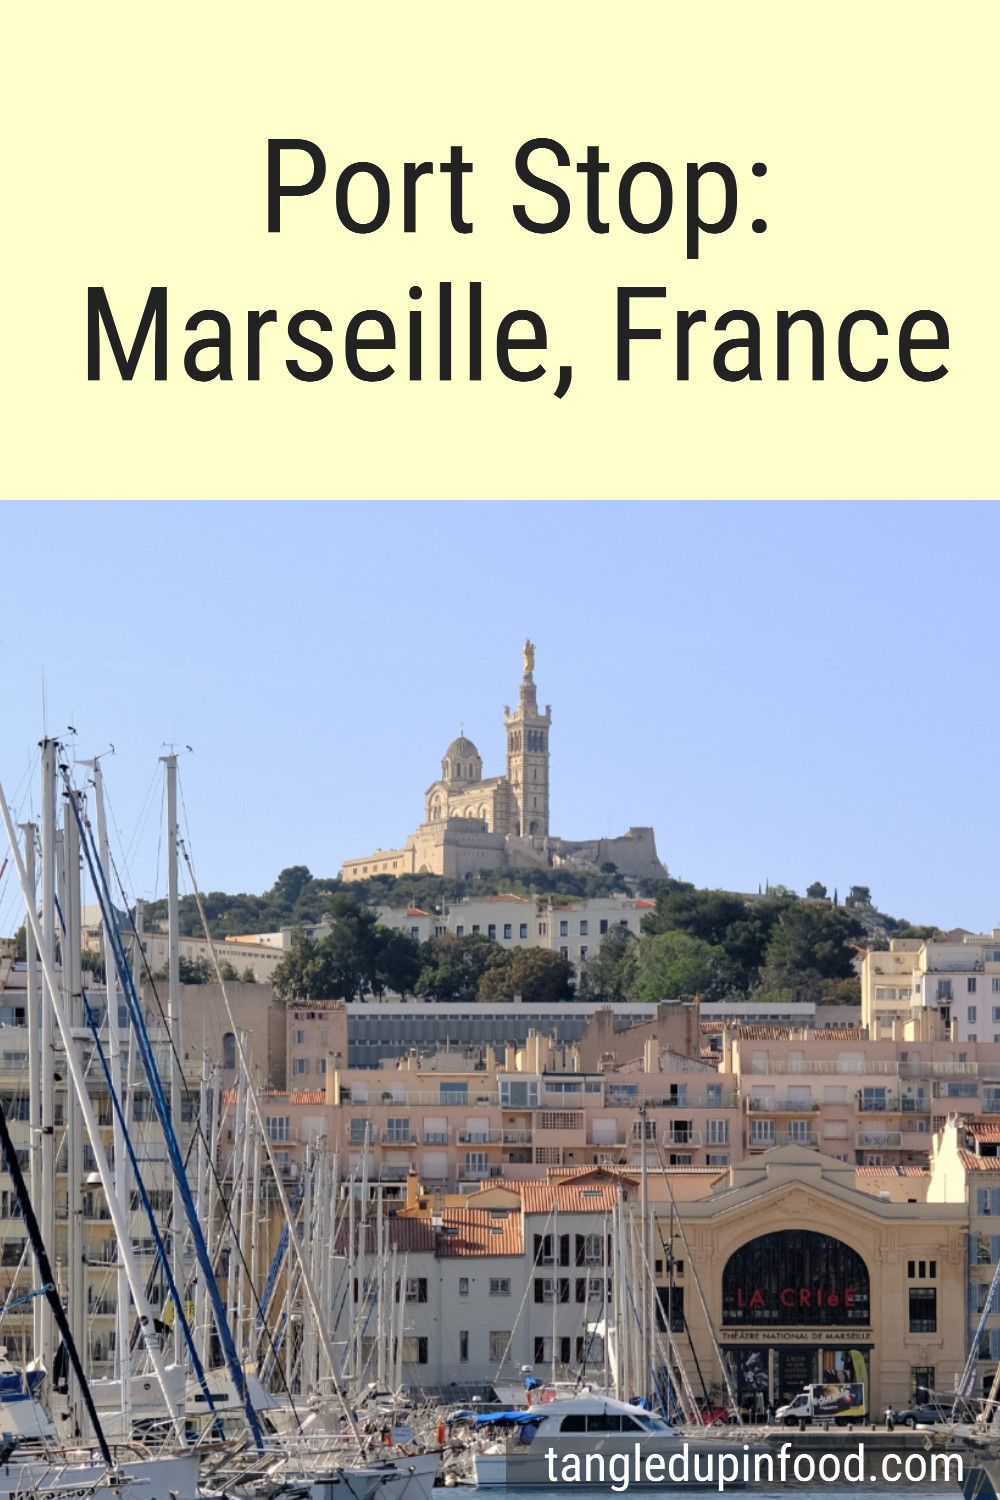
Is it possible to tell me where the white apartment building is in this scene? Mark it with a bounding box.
[863,934,1000,1042]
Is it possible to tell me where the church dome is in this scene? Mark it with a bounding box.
[442,735,483,784]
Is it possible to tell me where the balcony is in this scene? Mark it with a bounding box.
[784,1131,818,1147]
[502,1129,533,1145]
[857,1099,899,1114]
[665,1130,703,1147]
[855,1131,902,1149]
[362,1089,499,1108]
[901,1096,931,1113]
[458,1130,503,1144]
[747,1098,819,1114]
[459,1166,505,1181]
[422,1130,449,1144]
[605,1092,739,1109]
[379,1129,417,1147]
[748,1059,899,1075]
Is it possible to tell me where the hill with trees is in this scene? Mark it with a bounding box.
[129,864,940,1006]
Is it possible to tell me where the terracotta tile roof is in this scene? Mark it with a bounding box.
[732,1025,868,1042]
[225,1089,326,1104]
[434,1208,524,1257]
[968,1122,1000,1141]
[855,1165,929,1178]
[406,907,431,917]
[467,1179,624,1214]
[959,1150,1000,1172]
[700,1021,725,1034]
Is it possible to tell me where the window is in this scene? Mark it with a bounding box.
[580,946,588,960]
[349,1118,369,1143]
[459,1330,469,1361]
[489,1331,509,1362]
[580,1233,603,1266]
[458,1277,469,1296]
[222,1032,236,1068]
[911,1367,935,1402]
[503,924,512,940]
[455,925,464,936]
[787,1119,812,1144]
[534,1277,569,1303]
[559,920,568,937]
[658,1286,685,1332]
[266,1116,290,1142]
[488,924,496,939]
[908,1260,936,1279]
[490,1278,511,1296]
[599,919,608,935]
[969,1006,978,1023]
[993,979,1000,993]
[707,1120,729,1146]
[294,1029,306,1045]
[969,978,978,993]
[707,1153,730,1166]
[386,1118,412,1142]
[405,1278,428,1303]
[472,925,480,934]
[292,1058,308,1076]
[937,980,953,1000]
[580,920,589,936]
[750,1120,776,1146]
[993,1007,1000,1023]
[401,1337,428,1364]
[519,924,528,939]
[909,1287,937,1333]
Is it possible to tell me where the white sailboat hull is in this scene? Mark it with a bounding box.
[0,1451,201,1500]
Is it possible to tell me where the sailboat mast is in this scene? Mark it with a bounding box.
[39,741,57,1377]
[63,786,88,1435]
[0,787,187,1442]
[162,753,184,1367]
[89,761,131,1414]
[21,821,44,1365]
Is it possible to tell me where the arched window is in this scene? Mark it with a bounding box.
[223,1032,236,1069]
[455,764,462,778]
[529,819,540,835]
[722,1230,870,1326]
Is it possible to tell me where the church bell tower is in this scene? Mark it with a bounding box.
[504,639,551,838]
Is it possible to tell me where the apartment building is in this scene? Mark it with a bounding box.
[927,1117,1000,1397]
[862,932,1000,1042]
[725,1021,1000,1166]
[0,998,195,1373]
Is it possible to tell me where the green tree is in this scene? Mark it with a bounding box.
[806,882,828,900]
[578,927,639,1001]
[373,929,423,999]
[476,947,575,1003]
[762,903,864,991]
[217,960,239,982]
[416,933,506,1005]
[633,930,729,1001]
[240,966,257,983]
[271,865,313,908]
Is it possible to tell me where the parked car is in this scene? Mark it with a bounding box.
[891,1401,953,1428]
[693,1401,730,1426]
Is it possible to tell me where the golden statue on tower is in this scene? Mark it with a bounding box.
[523,639,535,677]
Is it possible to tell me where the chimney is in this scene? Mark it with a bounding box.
[405,1168,420,1212]
[643,1038,658,1074]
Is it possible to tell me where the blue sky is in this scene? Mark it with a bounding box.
[0,501,996,933]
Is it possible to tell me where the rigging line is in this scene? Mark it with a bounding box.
[77,981,223,1431]
[97,916,298,1422]
[62,780,266,1452]
[0,1094,114,1467]
[492,1201,557,1384]
[176,817,365,1452]
[647,1128,741,1422]
[104,769,155,909]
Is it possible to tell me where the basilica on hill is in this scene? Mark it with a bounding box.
[341,643,667,883]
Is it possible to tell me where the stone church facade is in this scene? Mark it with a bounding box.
[342,644,667,883]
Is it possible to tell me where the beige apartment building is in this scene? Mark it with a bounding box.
[929,1116,1000,1397]
[725,1021,1000,1167]
[862,932,1000,1041]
